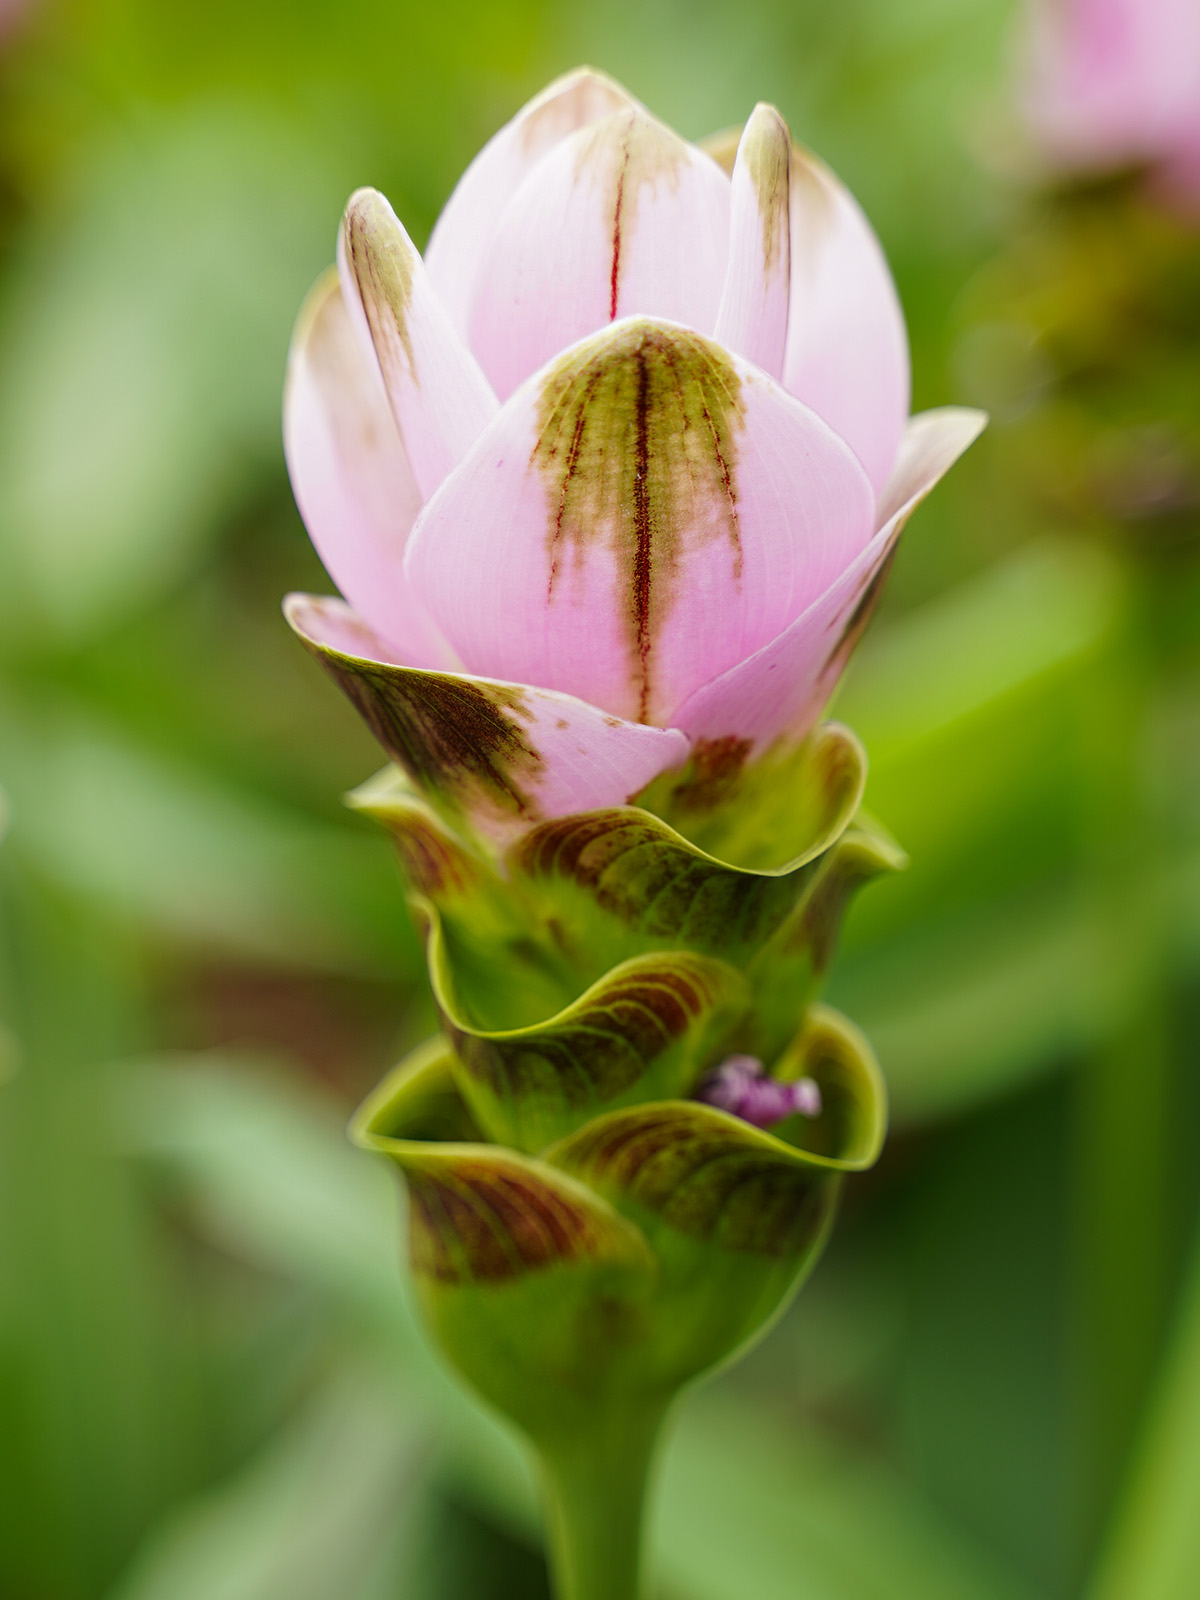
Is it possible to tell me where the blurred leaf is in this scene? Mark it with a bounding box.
[115,1049,540,1530]
[0,1020,18,1085]
[0,873,195,1598]
[838,539,1125,764]
[837,886,1132,1128]
[1088,1225,1200,1600]
[829,539,1137,1123]
[0,98,344,642]
[837,537,1124,932]
[117,1053,415,1345]
[654,1390,1039,1600]
[106,1368,434,1600]
[881,1075,1070,1591]
[0,692,416,972]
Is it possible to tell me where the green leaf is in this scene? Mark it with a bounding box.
[117,1048,540,1524]
[106,1370,433,1600]
[120,1050,423,1351]
[0,102,345,643]
[657,1389,1038,1600]
[0,695,415,973]
[1087,1223,1200,1600]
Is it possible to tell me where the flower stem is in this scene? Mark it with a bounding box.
[539,1399,670,1600]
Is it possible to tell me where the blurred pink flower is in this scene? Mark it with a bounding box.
[283,69,982,836]
[0,0,34,45]
[1021,0,1200,205]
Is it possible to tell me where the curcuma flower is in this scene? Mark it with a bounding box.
[283,67,983,843]
[282,69,981,1600]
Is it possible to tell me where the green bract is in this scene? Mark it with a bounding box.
[348,720,894,1465]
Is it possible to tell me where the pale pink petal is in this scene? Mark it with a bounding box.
[713,104,792,381]
[338,188,499,501]
[1021,0,1200,174]
[467,110,732,400]
[782,145,910,496]
[405,317,876,729]
[283,593,688,842]
[424,67,642,335]
[673,408,987,749]
[282,272,458,670]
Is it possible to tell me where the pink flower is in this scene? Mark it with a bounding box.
[283,69,983,839]
[0,0,34,46]
[1020,0,1200,206]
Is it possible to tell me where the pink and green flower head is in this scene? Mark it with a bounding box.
[283,68,984,842]
[280,85,971,1595]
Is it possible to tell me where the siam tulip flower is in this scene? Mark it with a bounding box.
[283,67,984,845]
[282,69,982,1600]
[1020,0,1200,207]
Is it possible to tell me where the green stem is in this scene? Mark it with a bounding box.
[539,1399,670,1600]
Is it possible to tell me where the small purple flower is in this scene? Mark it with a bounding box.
[699,1053,822,1130]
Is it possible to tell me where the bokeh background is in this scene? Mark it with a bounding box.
[1,1,1198,1597]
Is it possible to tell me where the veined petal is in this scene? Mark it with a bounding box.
[406,317,876,729]
[672,408,987,749]
[713,104,792,380]
[467,109,731,400]
[282,272,457,669]
[283,593,689,842]
[783,145,910,495]
[424,67,642,334]
[338,188,499,501]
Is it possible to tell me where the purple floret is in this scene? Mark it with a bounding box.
[698,1053,823,1130]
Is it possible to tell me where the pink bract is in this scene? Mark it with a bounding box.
[283,68,984,840]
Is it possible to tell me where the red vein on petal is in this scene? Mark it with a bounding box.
[609,135,630,321]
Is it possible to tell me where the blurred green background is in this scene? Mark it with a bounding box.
[1,1,1198,1597]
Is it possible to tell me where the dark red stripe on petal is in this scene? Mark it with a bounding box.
[559,1104,836,1259]
[448,957,732,1109]
[609,135,628,321]
[531,322,745,726]
[512,810,806,956]
[309,650,544,820]
[408,1161,614,1284]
